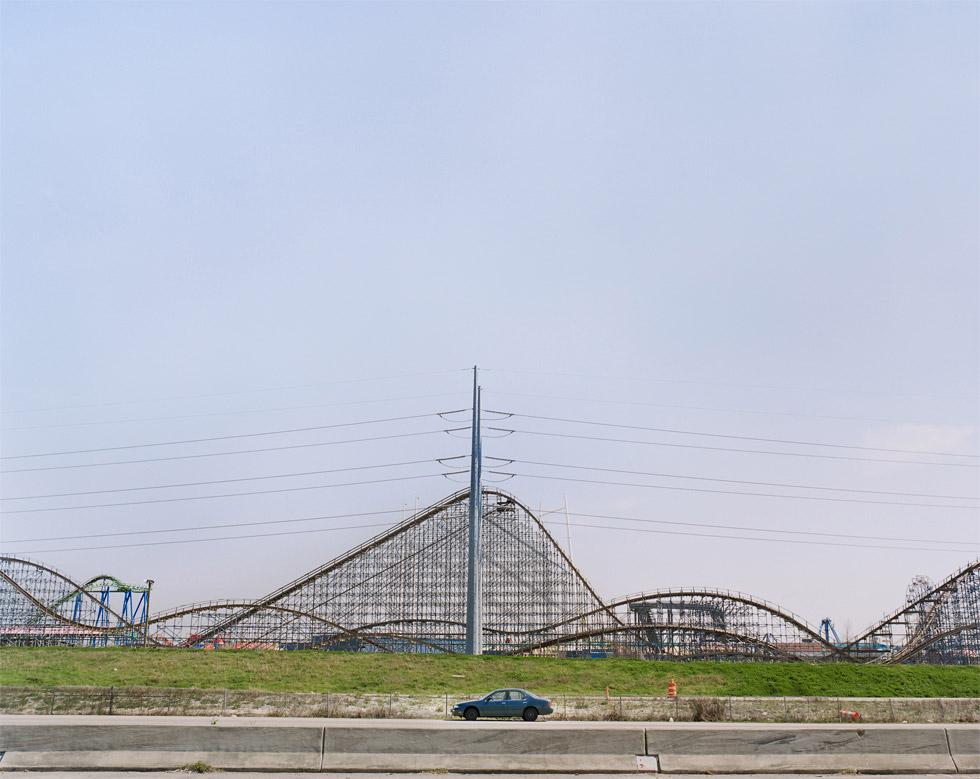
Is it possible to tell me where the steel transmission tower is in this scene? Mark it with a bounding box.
[465,366,483,654]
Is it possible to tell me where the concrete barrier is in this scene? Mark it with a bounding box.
[0,719,322,771]
[320,724,645,771]
[647,725,959,774]
[948,727,980,773]
[1,715,977,773]
[0,717,646,773]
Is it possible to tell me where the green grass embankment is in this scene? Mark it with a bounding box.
[2,647,978,698]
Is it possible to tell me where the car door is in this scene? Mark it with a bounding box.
[505,689,526,716]
[484,690,508,716]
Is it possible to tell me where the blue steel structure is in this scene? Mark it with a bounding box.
[819,618,841,644]
[70,576,152,646]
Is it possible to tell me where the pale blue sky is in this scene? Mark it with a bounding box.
[2,1,977,634]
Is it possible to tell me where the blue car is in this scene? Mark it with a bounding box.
[451,688,554,721]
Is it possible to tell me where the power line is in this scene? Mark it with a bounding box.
[9,505,973,549]
[1,411,462,460]
[541,520,976,554]
[485,390,977,428]
[510,458,977,500]
[0,429,461,474]
[501,412,978,458]
[14,515,973,557]
[491,470,979,510]
[13,521,399,555]
[1,368,468,415]
[0,392,467,432]
[482,367,976,401]
[0,472,463,514]
[491,427,979,468]
[554,510,979,547]
[5,508,408,544]
[1,459,446,501]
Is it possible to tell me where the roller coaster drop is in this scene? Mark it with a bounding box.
[2,489,977,663]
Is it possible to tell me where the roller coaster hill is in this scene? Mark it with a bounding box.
[2,489,978,664]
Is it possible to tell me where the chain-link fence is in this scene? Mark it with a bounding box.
[1,686,977,723]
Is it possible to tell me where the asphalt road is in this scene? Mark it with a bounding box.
[26,774,975,778]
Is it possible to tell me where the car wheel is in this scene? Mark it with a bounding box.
[522,707,539,722]
[464,707,479,721]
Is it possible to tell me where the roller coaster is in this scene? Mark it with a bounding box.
[2,489,977,663]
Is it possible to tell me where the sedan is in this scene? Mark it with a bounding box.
[451,688,554,721]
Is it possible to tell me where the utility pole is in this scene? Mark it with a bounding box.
[465,365,483,655]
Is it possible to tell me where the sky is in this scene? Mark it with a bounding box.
[1,0,977,638]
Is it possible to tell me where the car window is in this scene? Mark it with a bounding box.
[507,690,524,700]
[487,691,507,701]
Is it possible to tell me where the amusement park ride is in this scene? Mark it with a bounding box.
[1,487,977,664]
[2,372,977,663]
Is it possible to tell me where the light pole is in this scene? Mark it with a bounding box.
[143,579,154,648]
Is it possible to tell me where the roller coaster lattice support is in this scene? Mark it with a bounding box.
[147,490,610,653]
[845,561,979,665]
[0,558,151,647]
[1,489,977,663]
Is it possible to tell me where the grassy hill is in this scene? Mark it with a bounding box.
[2,647,978,697]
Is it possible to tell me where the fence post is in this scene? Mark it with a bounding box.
[48,690,55,716]
[222,689,227,716]
[108,686,114,716]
